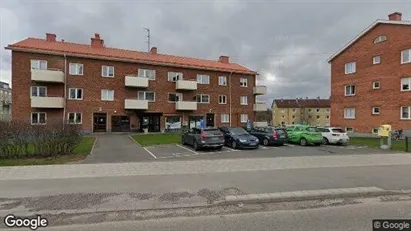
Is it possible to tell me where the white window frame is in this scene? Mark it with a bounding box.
[196,94,210,104]
[240,78,248,87]
[401,49,411,64]
[344,62,356,74]
[219,76,227,86]
[344,108,356,119]
[373,56,381,65]
[240,114,248,123]
[69,63,84,75]
[372,107,380,115]
[31,86,47,97]
[400,106,411,120]
[167,72,183,82]
[218,95,227,104]
[373,81,380,89]
[197,74,210,84]
[30,60,47,70]
[374,35,387,44]
[101,65,114,78]
[345,127,354,133]
[221,114,229,123]
[101,89,114,101]
[138,91,156,102]
[31,112,46,125]
[401,77,411,91]
[240,96,248,105]
[68,88,83,100]
[168,92,183,102]
[68,112,82,124]
[345,85,356,96]
[138,69,156,80]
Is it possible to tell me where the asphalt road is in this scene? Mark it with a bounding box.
[23,200,411,231]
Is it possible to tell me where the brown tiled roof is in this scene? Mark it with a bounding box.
[272,99,330,108]
[6,35,257,75]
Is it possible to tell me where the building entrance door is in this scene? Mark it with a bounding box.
[206,113,215,127]
[111,116,130,132]
[93,113,107,132]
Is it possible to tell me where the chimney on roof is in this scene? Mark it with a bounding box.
[219,55,229,64]
[317,96,320,101]
[91,33,104,48]
[305,97,308,100]
[46,33,56,42]
[150,47,158,54]
[388,12,402,21]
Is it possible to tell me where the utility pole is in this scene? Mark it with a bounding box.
[143,27,151,52]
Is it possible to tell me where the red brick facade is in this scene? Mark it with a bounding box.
[11,51,259,133]
[329,14,411,133]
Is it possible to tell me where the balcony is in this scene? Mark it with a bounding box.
[31,69,64,83]
[176,80,197,90]
[176,101,197,111]
[124,99,148,110]
[253,102,267,112]
[253,86,267,95]
[125,75,149,88]
[31,97,64,108]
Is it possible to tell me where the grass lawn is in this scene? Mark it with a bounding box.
[349,137,409,152]
[131,133,181,146]
[0,136,96,167]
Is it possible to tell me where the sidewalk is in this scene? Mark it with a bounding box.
[1,153,410,181]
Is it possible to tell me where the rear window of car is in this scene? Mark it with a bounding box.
[306,127,319,132]
[332,128,345,133]
[317,128,329,132]
[203,129,222,135]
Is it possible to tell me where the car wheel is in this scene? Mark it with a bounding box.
[232,141,237,149]
[193,141,200,151]
[300,138,307,146]
[263,138,269,146]
[322,137,329,145]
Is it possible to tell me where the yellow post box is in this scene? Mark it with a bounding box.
[378,125,392,137]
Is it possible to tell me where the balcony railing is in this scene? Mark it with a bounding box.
[176,80,197,90]
[176,101,197,111]
[31,69,64,83]
[31,96,64,108]
[253,102,267,112]
[253,86,267,95]
[124,99,149,110]
[125,75,149,88]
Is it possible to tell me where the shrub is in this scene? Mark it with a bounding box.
[0,120,82,159]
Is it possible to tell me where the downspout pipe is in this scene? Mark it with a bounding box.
[63,54,67,125]
[228,71,233,127]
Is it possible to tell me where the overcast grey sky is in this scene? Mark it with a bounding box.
[1,0,410,104]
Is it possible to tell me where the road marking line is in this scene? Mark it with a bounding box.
[225,147,239,152]
[143,147,157,159]
[176,144,200,155]
[89,137,98,155]
[284,143,295,147]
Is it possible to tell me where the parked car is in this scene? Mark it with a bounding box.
[181,127,225,150]
[248,126,288,146]
[218,127,259,149]
[317,127,350,145]
[286,125,323,146]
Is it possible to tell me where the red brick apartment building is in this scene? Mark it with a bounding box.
[328,12,411,134]
[5,33,267,133]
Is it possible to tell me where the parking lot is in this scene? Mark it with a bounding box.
[139,142,401,162]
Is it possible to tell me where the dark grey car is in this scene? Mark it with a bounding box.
[181,127,225,150]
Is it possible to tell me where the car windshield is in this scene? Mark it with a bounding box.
[275,129,285,134]
[203,129,222,135]
[306,127,319,132]
[332,128,345,133]
[229,127,249,135]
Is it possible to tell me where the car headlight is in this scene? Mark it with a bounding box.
[255,138,259,142]
[239,139,247,142]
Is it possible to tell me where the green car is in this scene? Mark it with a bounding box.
[286,125,323,146]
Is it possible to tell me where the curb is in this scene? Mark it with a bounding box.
[216,187,399,205]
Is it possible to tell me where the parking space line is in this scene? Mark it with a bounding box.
[284,143,295,147]
[143,147,158,159]
[175,144,200,155]
[225,147,239,152]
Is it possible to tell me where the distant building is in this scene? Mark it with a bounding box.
[271,98,330,127]
[0,81,12,121]
[328,12,411,133]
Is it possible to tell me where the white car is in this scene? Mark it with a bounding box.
[317,127,350,145]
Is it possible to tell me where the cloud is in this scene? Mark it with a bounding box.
[1,0,410,104]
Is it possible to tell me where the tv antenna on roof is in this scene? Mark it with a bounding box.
[143,27,151,52]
